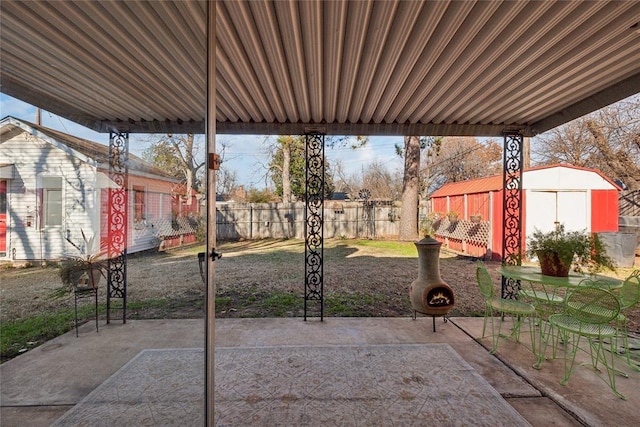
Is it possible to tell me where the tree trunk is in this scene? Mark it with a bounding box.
[185,169,194,205]
[399,136,420,241]
[171,133,197,203]
[282,138,292,203]
[586,120,640,191]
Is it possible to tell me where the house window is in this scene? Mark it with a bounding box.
[41,177,63,227]
[133,185,146,222]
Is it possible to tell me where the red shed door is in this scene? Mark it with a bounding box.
[0,181,6,256]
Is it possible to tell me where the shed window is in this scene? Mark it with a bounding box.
[41,177,62,227]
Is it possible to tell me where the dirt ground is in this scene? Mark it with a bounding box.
[1,239,638,333]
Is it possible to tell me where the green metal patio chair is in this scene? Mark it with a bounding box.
[518,281,566,368]
[547,278,620,357]
[541,277,623,358]
[614,270,640,371]
[476,263,536,354]
[549,286,627,400]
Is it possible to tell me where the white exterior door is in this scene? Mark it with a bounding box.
[526,191,557,237]
[557,191,588,232]
[526,190,588,239]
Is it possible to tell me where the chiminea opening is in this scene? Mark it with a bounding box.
[425,286,455,309]
[414,283,455,333]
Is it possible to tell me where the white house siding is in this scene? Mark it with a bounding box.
[128,190,163,254]
[523,166,614,191]
[0,133,100,261]
[126,176,177,253]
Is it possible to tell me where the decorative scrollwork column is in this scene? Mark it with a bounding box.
[304,133,324,321]
[107,131,128,323]
[501,132,524,299]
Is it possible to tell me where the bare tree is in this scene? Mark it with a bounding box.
[267,135,335,201]
[420,136,443,198]
[532,95,640,190]
[330,160,353,194]
[532,120,597,167]
[398,136,420,241]
[280,136,293,203]
[216,168,238,196]
[426,137,501,191]
[586,120,640,191]
[215,139,239,196]
[142,133,206,195]
[359,161,401,200]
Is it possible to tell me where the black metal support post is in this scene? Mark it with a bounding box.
[304,133,324,321]
[107,131,128,323]
[501,132,524,299]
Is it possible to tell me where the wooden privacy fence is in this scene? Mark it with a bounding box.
[216,201,403,240]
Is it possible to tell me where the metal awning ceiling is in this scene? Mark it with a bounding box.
[1,0,639,137]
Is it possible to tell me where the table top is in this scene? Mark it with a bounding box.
[499,265,623,289]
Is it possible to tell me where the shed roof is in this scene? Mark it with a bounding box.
[430,164,621,197]
[1,0,639,136]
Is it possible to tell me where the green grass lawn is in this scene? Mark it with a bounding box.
[1,305,101,361]
[1,238,465,362]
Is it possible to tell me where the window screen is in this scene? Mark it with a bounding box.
[42,177,63,227]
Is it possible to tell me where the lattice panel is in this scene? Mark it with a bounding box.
[432,218,490,246]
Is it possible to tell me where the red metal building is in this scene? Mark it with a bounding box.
[429,164,621,261]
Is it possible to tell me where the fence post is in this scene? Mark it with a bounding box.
[355,205,359,238]
[372,203,376,239]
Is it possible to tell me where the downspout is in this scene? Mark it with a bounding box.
[205,2,217,425]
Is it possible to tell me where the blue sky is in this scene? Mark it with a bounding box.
[1,93,404,188]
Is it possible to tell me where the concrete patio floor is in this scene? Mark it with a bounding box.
[1,317,638,426]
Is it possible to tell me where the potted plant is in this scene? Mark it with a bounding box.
[57,230,108,293]
[419,212,438,238]
[526,224,615,277]
[447,210,459,222]
[470,214,482,223]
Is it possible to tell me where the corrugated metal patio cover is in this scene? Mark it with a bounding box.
[1,0,639,136]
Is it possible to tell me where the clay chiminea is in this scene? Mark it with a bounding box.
[409,237,455,331]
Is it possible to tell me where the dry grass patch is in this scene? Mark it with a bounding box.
[1,238,638,361]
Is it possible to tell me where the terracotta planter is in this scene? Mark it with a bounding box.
[537,250,571,277]
[77,266,103,288]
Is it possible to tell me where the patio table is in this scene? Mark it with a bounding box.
[499,265,623,291]
[499,265,623,368]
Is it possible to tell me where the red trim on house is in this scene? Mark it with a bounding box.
[491,190,503,261]
[161,233,197,250]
